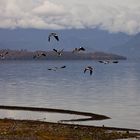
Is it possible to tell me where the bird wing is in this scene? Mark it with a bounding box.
[90,70,93,75]
[5,52,8,55]
[60,66,66,68]
[113,61,118,63]
[58,49,64,55]
[53,49,58,53]
[34,53,41,58]
[72,48,78,53]
[41,53,46,56]
[84,68,87,73]
[60,49,64,52]
[79,47,85,51]
[106,61,110,64]
[54,35,59,41]
[99,60,103,63]
[48,35,51,42]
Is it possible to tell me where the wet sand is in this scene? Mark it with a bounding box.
[0,105,140,140]
[0,105,110,122]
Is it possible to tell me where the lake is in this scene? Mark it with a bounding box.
[0,59,140,129]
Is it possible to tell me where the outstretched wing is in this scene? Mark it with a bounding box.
[79,47,85,51]
[54,35,59,41]
[48,34,51,42]
[99,60,103,63]
[48,68,56,71]
[60,49,64,52]
[72,48,78,53]
[5,52,8,55]
[41,53,46,56]
[90,70,93,75]
[84,68,87,73]
[60,66,66,69]
[48,33,59,42]
[112,61,118,63]
[59,49,64,54]
[34,53,40,58]
[53,49,58,53]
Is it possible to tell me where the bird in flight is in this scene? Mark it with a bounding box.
[98,60,110,64]
[48,65,66,71]
[72,47,85,53]
[33,52,47,59]
[48,68,57,71]
[112,60,119,63]
[84,66,94,75]
[48,33,59,42]
[0,51,9,59]
[53,49,64,56]
[60,65,66,69]
[98,60,119,64]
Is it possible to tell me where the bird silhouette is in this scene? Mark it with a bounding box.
[112,60,119,63]
[72,47,85,53]
[53,49,64,56]
[99,60,119,64]
[48,33,59,42]
[48,68,57,71]
[48,65,66,71]
[60,65,66,69]
[98,60,110,64]
[84,66,94,75]
[0,51,9,59]
[33,52,47,59]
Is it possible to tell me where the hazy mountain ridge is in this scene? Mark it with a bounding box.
[1,28,139,59]
[0,28,131,51]
[109,33,140,58]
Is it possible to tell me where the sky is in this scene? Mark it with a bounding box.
[0,0,140,35]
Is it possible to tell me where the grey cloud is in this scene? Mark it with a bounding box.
[0,0,140,34]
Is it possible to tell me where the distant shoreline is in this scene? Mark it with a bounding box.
[0,49,127,60]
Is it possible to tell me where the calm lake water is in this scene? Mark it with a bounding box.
[0,60,140,129]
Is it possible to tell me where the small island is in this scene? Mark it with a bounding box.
[0,49,126,60]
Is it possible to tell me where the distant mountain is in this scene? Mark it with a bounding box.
[0,28,131,52]
[109,33,140,59]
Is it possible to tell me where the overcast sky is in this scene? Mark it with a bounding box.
[0,0,140,34]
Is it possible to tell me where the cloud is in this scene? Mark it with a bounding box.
[0,0,140,34]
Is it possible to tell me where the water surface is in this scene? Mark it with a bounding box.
[0,60,140,129]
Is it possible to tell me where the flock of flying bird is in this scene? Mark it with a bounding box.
[46,32,95,75]
[40,32,118,75]
[0,32,119,75]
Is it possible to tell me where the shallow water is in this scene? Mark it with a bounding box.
[0,60,140,129]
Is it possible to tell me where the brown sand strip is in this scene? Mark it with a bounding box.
[1,119,140,132]
[0,119,139,140]
[0,105,110,122]
[36,120,140,132]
